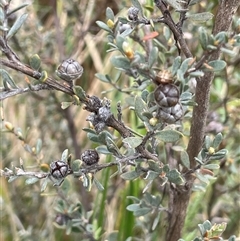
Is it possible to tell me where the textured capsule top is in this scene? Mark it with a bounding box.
[56,59,83,82]
[154,84,179,107]
[50,160,69,179]
[81,149,99,166]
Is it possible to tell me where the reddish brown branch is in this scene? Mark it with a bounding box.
[166,1,240,241]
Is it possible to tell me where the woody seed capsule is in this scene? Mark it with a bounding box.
[154,84,179,107]
[50,160,69,179]
[56,59,83,83]
[81,149,99,166]
[128,7,139,21]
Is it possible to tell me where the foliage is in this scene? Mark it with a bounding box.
[0,0,239,241]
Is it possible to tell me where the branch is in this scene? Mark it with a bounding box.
[186,0,240,170]
[165,1,240,241]
[0,84,50,100]
[0,58,74,97]
[154,0,193,58]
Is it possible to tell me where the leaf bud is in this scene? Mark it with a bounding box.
[107,19,115,29]
[208,147,215,155]
[149,117,158,126]
[122,41,134,59]
[40,163,50,172]
[4,121,14,131]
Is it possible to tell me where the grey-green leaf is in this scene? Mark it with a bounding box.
[166,169,184,185]
[111,56,131,70]
[220,47,236,57]
[172,56,181,76]
[121,170,140,180]
[189,0,202,6]
[180,57,193,75]
[73,86,87,100]
[187,12,213,23]
[212,133,223,149]
[152,212,161,230]
[126,203,141,211]
[29,54,41,70]
[148,47,158,69]
[0,69,18,89]
[93,177,105,191]
[134,207,152,217]
[203,164,220,170]
[36,138,42,155]
[123,137,142,148]
[96,20,112,33]
[0,7,4,23]
[134,95,149,121]
[95,73,111,83]
[165,0,181,10]
[180,151,190,169]
[199,27,209,50]
[61,102,73,110]
[6,13,28,40]
[144,170,160,180]
[41,177,49,192]
[154,130,183,143]
[106,7,115,21]
[25,177,39,185]
[202,220,212,233]
[8,176,18,183]
[61,149,69,162]
[207,60,226,72]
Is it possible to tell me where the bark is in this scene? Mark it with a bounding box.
[166,1,240,241]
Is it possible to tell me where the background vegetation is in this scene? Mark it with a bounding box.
[0,0,239,241]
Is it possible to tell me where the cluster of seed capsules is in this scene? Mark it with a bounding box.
[153,70,183,124]
[50,149,99,180]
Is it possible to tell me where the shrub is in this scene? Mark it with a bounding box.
[1,1,239,241]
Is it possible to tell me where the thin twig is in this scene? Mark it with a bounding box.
[0,84,50,100]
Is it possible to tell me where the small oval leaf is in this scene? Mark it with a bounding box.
[207,60,226,72]
[135,95,149,121]
[180,151,190,169]
[121,170,140,180]
[61,149,69,162]
[0,69,18,89]
[154,130,183,143]
[29,54,41,70]
[212,133,223,149]
[134,207,152,217]
[106,7,115,21]
[187,12,213,23]
[25,177,39,185]
[93,177,104,191]
[123,137,142,148]
[96,20,112,33]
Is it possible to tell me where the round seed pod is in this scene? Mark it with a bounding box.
[128,6,139,21]
[56,59,83,83]
[154,84,179,107]
[50,160,69,179]
[155,70,173,84]
[157,103,183,124]
[81,149,99,166]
